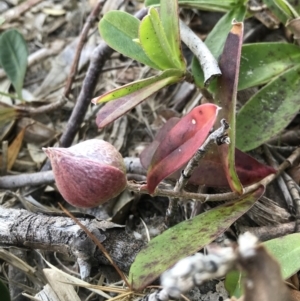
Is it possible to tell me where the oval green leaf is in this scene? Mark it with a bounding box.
[0,29,28,98]
[145,0,236,12]
[129,186,265,291]
[99,11,159,70]
[139,7,181,70]
[160,0,185,70]
[93,69,185,128]
[236,64,300,151]
[239,43,300,91]
[264,233,300,279]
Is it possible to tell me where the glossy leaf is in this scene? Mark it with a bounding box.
[216,22,244,194]
[239,43,300,91]
[236,64,300,151]
[192,4,246,89]
[99,11,159,70]
[0,279,10,301]
[93,69,185,128]
[146,103,219,194]
[140,118,276,188]
[129,186,265,291]
[0,29,28,98]
[139,7,180,70]
[145,0,236,12]
[160,0,185,70]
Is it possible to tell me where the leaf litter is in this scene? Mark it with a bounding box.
[1,1,300,301]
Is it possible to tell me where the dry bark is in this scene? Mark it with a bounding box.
[0,207,145,279]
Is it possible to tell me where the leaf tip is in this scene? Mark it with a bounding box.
[91,96,98,104]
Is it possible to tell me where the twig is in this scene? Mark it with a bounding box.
[239,222,295,241]
[58,204,131,288]
[175,119,229,192]
[0,170,54,189]
[129,146,300,201]
[14,1,106,119]
[179,20,221,86]
[64,0,106,98]
[2,148,300,203]
[165,119,229,226]
[59,7,148,149]
[0,207,144,276]
[263,145,294,212]
[268,148,300,228]
[2,0,43,23]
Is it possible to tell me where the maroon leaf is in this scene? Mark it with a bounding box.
[93,69,184,129]
[140,118,276,188]
[215,21,244,193]
[146,103,219,193]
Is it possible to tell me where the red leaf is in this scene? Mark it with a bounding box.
[140,118,276,189]
[187,147,276,187]
[146,103,219,193]
[93,70,184,129]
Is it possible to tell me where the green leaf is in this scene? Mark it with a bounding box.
[216,22,244,194]
[236,65,300,151]
[145,0,237,12]
[239,43,300,91]
[92,69,184,104]
[99,11,159,70]
[224,270,243,298]
[262,0,289,24]
[160,0,185,70]
[192,4,246,89]
[225,233,300,297]
[264,233,300,279]
[0,279,10,301]
[274,0,299,18]
[263,0,300,22]
[139,7,180,70]
[129,186,264,291]
[205,5,246,59]
[93,69,185,128]
[0,29,28,99]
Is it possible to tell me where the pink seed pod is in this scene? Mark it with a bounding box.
[43,139,127,208]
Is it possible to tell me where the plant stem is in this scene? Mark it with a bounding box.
[165,119,229,226]
[179,20,221,86]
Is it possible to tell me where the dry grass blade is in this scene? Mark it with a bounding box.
[58,203,131,288]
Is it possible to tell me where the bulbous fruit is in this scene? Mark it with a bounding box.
[43,139,127,208]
